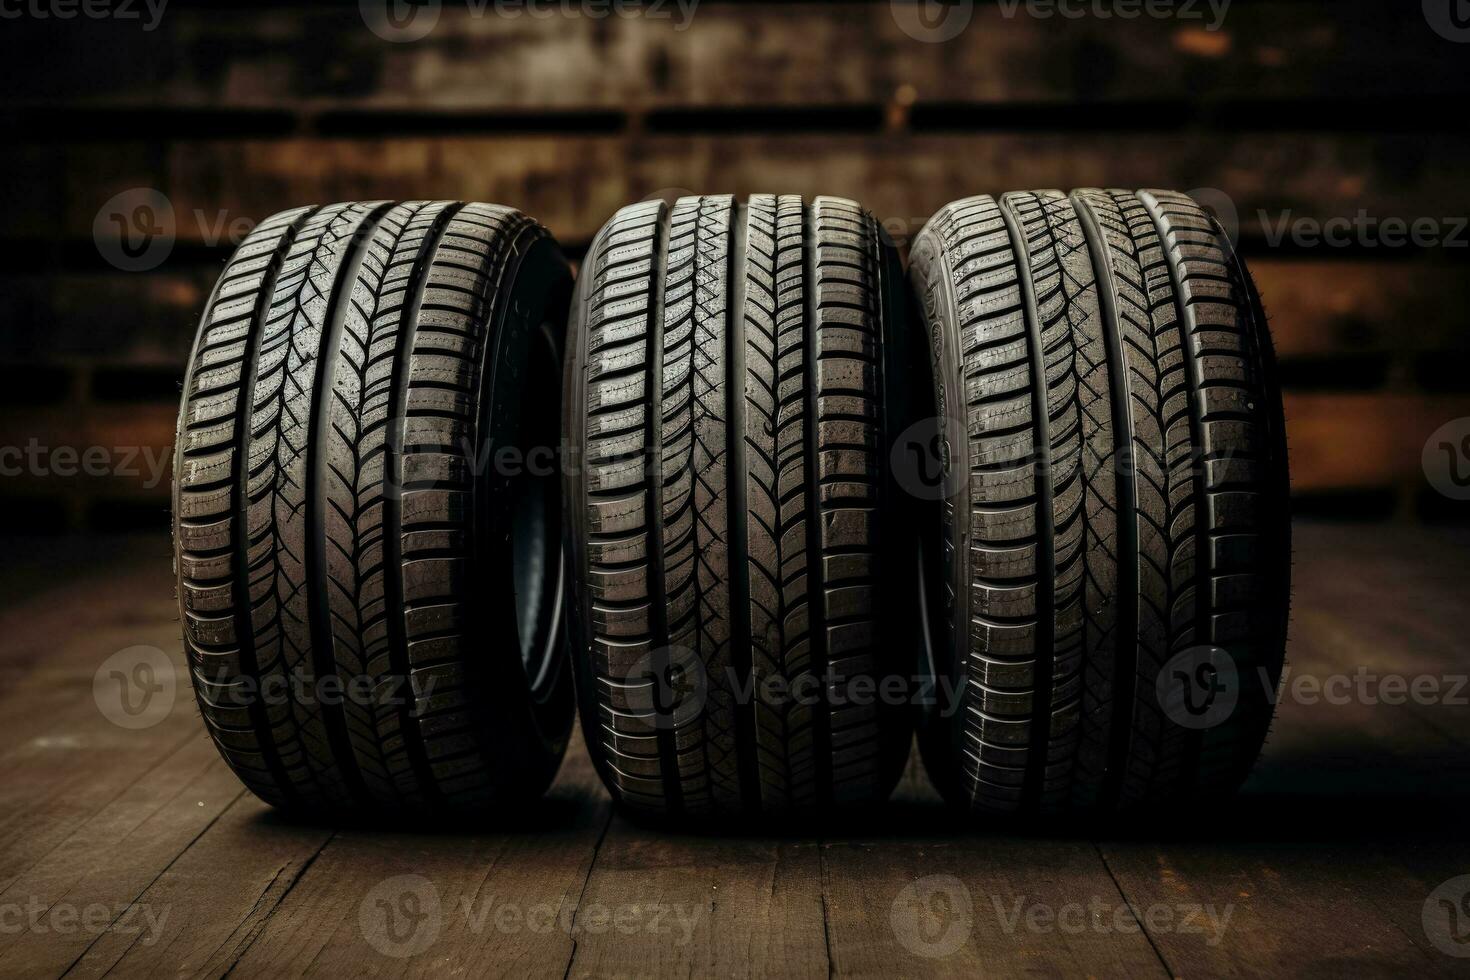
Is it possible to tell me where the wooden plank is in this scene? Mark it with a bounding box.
[1259,523,1470,777]
[1097,836,1462,978]
[565,820,829,978]
[6,3,1466,111]
[0,526,1467,976]
[820,835,1172,977]
[0,536,167,722]
[1242,524,1470,797]
[567,755,1165,978]
[818,759,1167,976]
[1254,260,1470,359]
[9,132,1467,248]
[61,794,333,979]
[0,272,211,363]
[212,749,611,978]
[1096,523,1470,979]
[0,404,176,502]
[0,536,603,978]
[1284,393,1470,492]
[0,543,205,894]
[0,746,246,977]
[45,733,608,978]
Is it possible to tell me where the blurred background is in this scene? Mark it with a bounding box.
[1,0,1468,537]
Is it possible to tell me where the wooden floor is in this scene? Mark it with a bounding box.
[1,523,1467,978]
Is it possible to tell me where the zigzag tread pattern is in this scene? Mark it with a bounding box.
[174,200,569,814]
[571,194,907,817]
[912,188,1289,817]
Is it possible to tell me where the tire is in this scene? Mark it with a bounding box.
[564,194,916,819]
[907,189,1290,817]
[172,201,576,816]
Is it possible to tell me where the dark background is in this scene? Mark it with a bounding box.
[2,0,1468,534]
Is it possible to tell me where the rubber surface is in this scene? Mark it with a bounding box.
[908,189,1290,817]
[564,194,915,819]
[173,201,575,816]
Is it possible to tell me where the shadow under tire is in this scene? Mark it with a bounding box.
[172,201,576,817]
[564,194,915,820]
[908,189,1290,818]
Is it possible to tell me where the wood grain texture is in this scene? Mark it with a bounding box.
[1284,393,1470,492]
[8,133,1468,247]
[0,525,1466,977]
[5,2,1467,110]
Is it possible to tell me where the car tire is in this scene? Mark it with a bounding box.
[173,201,576,816]
[907,189,1290,817]
[564,194,916,819]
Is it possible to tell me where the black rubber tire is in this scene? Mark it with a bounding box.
[172,201,576,817]
[564,194,916,819]
[908,189,1290,818]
